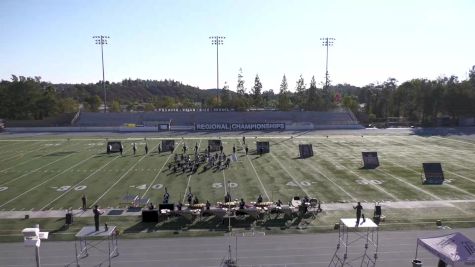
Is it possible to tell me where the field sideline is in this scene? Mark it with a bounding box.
[0,132,475,214]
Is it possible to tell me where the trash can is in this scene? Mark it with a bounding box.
[412,259,422,267]
[65,211,73,225]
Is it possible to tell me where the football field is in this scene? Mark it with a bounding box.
[1,133,475,212]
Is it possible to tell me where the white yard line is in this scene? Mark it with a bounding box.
[0,141,43,163]
[238,140,270,201]
[277,142,357,201]
[222,170,227,195]
[393,136,475,167]
[141,142,180,198]
[182,140,200,202]
[433,136,475,146]
[90,144,159,206]
[0,154,98,209]
[0,141,69,173]
[388,136,475,183]
[362,136,475,198]
[269,152,311,197]
[40,151,125,210]
[314,141,401,201]
[1,153,76,187]
[0,149,79,187]
[321,139,444,201]
[387,158,475,198]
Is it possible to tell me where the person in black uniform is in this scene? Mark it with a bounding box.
[245,145,249,155]
[187,192,193,205]
[242,136,246,144]
[133,143,137,156]
[353,202,363,226]
[145,143,148,154]
[219,145,223,154]
[224,192,231,203]
[232,145,236,154]
[163,189,170,204]
[119,145,123,156]
[205,200,211,210]
[256,194,263,204]
[81,194,87,210]
[93,205,104,231]
[239,198,245,209]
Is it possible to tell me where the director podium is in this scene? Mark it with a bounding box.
[74,225,119,267]
[329,218,378,267]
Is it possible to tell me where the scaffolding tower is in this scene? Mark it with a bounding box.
[329,218,379,267]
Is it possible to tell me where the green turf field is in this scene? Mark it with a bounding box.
[0,134,475,212]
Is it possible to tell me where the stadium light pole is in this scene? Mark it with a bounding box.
[93,35,110,112]
[209,36,225,105]
[321,37,335,89]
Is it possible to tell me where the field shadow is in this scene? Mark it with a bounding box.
[44,151,75,157]
[107,209,124,216]
[123,222,159,233]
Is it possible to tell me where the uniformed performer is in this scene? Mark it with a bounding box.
[93,205,104,231]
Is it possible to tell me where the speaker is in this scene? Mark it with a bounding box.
[208,140,222,152]
[65,213,73,225]
[362,152,379,169]
[422,162,444,184]
[161,140,175,152]
[299,144,314,158]
[256,141,270,154]
[142,210,159,222]
[107,141,122,153]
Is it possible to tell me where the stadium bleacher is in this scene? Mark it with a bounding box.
[74,109,362,129]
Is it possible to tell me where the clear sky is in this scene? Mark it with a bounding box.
[1,0,474,91]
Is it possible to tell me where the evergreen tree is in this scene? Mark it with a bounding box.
[278,75,291,111]
[236,68,246,96]
[306,76,320,110]
[251,74,263,107]
[221,82,231,108]
[295,74,306,108]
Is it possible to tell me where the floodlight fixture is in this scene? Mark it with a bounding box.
[321,37,335,89]
[93,35,110,112]
[210,36,226,105]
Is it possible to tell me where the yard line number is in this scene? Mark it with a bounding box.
[212,182,238,189]
[0,186,8,192]
[286,181,313,187]
[129,184,163,190]
[54,185,88,192]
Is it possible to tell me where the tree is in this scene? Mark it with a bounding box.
[342,95,359,113]
[251,74,263,107]
[294,74,306,108]
[85,95,102,112]
[236,68,246,96]
[35,85,59,119]
[278,75,291,111]
[144,103,156,111]
[306,76,322,110]
[221,83,231,108]
[236,68,248,110]
[110,100,121,112]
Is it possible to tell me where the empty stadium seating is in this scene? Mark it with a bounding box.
[74,109,361,129]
